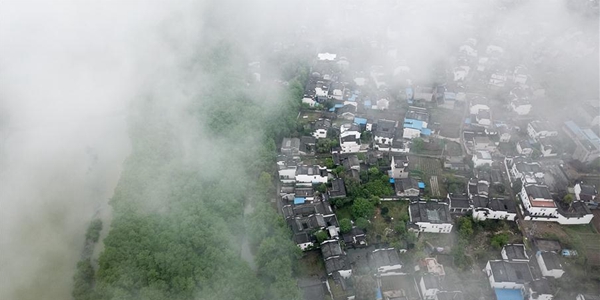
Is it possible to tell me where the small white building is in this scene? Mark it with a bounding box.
[484,260,533,290]
[409,201,453,233]
[419,274,440,300]
[473,151,493,168]
[511,100,532,116]
[536,251,564,278]
[527,121,558,142]
[295,165,328,184]
[501,244,529,262]
[302,96,317,107]
[472,196,517,221]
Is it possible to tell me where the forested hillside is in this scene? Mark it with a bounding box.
[72,38,309,300]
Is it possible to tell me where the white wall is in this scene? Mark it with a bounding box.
[536,253,564,278]
[296,174,327,184]
[416,222,452,233]
[278,167,296,183]
[419,277,438,300]
[313,129,327,139]
[473,209,517,221]
[403,127,421,139]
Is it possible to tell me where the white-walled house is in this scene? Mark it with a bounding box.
[501,244,529,262]
[340,123,363,154]
[526,279,554,300]
[536,251,564,278]
[302,96,317,107]
[484,260,533,290]
[473,151,493,168]
[527,121,558,142]
[520,184,558,218]
[511,100,532,116]
[419,274,440,300]
[409,201,453,233]
[391,155,409,178]
[472,196,517,221]
[278,166,297,184]
[295,165,328,184]
[508,157,544,185]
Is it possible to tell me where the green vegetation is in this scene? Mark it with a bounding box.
[72,40,308,300]
[339,218,352,233]
[85,219,103,243]
[491,233,509,249]
[453,217,474,270]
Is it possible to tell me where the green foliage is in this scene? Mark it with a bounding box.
[352,198,375,219]
[563,194,574,205]
[380,207,389,216]
[85,219,103,243]
[339,218,352,234]
[72,259,95,300]
[79,40,307,300]
[324,158,335,169]
[316,138,339,154]
[314,230,329,243]
[457,217,474,239]
[355,217,370,230]
[412,138,425,153]
[316,183,327,194]
[491,233,509,249]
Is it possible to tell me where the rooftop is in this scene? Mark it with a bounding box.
[489,261,533,284]
[473,197,517,213]
[321,240,343,260]
[503,244,528,261]
[410,201,451,224]
[494,288,524,300]
[540,252,562,270]
[525,184,552,200]
[369,248,401,270]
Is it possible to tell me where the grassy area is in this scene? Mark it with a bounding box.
[379,201,409,222]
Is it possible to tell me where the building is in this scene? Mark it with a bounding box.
[501,244,529,262]
[473,151,493,168]
[369,248,403,274]
[394,177,420,197]
[574,183,598,203]
[448,195,471,214]
[281,137,300,156]
[328,178,347,199]
[535,251,564,278]
[563,121,600,163]
[403,106,432,139]
[507,157,544,185]
[519,184,557,218]
[526,279,554,300]
[374,119,397,145]
[391,155,409,178]
[340,123,363,153]
[312,118,331,139]
[409,201,453,233]
[472,196,517,221]
[484,260,533,289]
[527,121,558,142]
[283,200,338,250]
[419,274,440,300]
[296,165,328,184]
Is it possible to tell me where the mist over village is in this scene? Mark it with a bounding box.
[0,1,599,300]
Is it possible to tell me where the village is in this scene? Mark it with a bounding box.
[274,37,600,300]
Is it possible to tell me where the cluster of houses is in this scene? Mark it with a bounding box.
[505,157,596,225]
[484,239,588,300]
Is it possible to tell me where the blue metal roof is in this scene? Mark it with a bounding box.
[354,117,367,125]
[421,128,432,136]
[348,94,358,102]
[494,288,524,300]
[464,117,471,124]
[376,287,383,300]
[418,182,425,188]
[294,197,306,205]
[404,119,424,130]
[328,107,335,112]
[364,100,372,108]
[389,178,395,183]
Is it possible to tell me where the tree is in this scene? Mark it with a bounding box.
[457,217,473,239]
[355,217,370,230]
[412,138,425,153]
[339,218,352,233]
[352,198,375,219]
[324,158,335,169]
[85,219,103,243]
[380,206,390,216]
[491,233,509,249]
[563,194,574,207]
[316,183,327,194]
[315,230,329,243]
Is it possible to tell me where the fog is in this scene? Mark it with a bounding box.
[0,0,597,299]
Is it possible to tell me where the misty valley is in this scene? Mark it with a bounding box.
[1,1,599,300]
